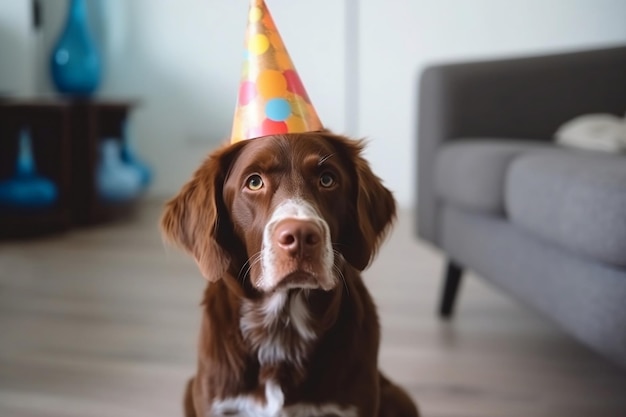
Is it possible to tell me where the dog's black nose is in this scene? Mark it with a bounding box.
[274,219,322,258]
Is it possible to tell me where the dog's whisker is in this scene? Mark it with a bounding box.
[243,255,263,282]
[332,249,349,296]
[238,252,262,282]
[336,268,349,296]
[238,260,252,282]
[247,257,263,282]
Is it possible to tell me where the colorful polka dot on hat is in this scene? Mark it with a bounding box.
[230,0,323,143]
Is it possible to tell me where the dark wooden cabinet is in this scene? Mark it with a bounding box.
[68,100,138,225]
[0,98,140,238]
[0,100,72,237]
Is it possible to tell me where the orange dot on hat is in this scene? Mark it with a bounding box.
[257,69,288,98]
[262,11,276,30]
[269,32,285,53]
[275,51,292,69]
[286,114,306,132]
[248,33,270,55]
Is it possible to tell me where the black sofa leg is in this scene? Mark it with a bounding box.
[439,260,464,319]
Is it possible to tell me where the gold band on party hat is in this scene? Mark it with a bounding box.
[230,0,323,143]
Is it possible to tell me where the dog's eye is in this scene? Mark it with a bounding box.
[246,174,264,191]
[319,172,336,188]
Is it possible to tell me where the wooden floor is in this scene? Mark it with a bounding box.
[1,201,625,417]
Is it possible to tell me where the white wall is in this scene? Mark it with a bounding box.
[359,0,626,207]
[4,0,626,206]
[0,0,35,96]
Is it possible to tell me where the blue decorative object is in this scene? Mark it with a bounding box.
[0,129,58,210]
[96,139,142,203]
[49,0,102,95]
[120,120,152,188]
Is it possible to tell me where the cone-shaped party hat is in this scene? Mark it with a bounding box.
[230,0,323,143]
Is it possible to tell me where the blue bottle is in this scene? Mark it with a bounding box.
[49,0,102,95]
[96,139,143,203]
[0,129,58,210]
[120,120,152,188]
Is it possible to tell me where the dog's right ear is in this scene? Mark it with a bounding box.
[161,141,245,282]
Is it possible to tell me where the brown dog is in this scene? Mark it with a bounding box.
[162,131,419,417]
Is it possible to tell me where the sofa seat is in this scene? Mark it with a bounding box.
[506,151,626,268]
[435,141,626,268]
[434,140,548,214]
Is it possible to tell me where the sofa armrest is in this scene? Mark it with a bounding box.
[416,45,626,246]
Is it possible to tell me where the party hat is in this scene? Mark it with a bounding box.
[230,0,323,143]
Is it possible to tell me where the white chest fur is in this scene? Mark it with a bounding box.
[212,292,356,417]
[240,291,315,367]
[210,385,357,417]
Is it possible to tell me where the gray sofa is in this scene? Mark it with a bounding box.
[416,45,626,368]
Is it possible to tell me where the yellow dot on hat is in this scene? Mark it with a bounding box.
[290,95,308,118]
[249,6,262,22]
[257,69,288,98]
[248,34,270,55]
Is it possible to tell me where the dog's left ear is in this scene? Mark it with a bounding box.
[161,141,245,281]
[327,134,397,270]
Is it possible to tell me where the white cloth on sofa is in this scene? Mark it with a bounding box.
[555,113,626,153]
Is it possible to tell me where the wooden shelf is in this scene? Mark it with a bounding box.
[0,97,141,238]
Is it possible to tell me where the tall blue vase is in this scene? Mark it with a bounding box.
[49,0,102,95]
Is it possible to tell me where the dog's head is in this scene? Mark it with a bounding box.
[161,132,395,293]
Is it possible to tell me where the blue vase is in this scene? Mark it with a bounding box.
[96,139,143,203]
[49,0,102,95]
[120,120,152,188]
[0,129,58,210]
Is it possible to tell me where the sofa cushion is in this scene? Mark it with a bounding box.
[435,140,548,214]
[506,150,626,268]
